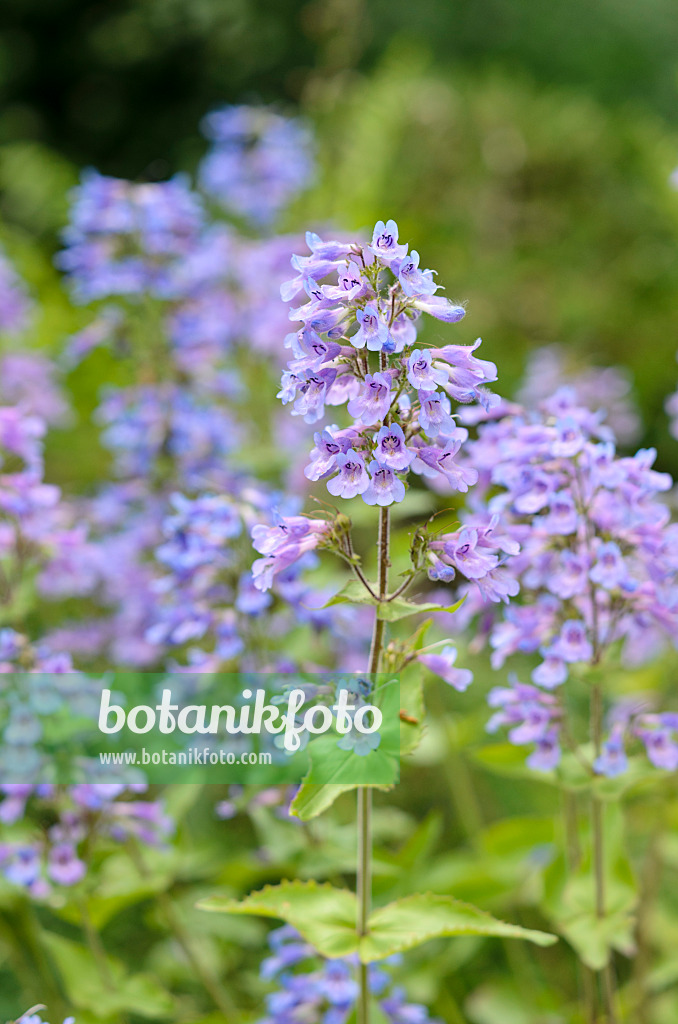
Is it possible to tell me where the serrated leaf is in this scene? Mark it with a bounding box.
[360,893,557,960]
[197,880,359,958]
[198,883,556,963]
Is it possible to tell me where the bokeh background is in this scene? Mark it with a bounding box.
[2,0,678,470]
[2,5,678,1024]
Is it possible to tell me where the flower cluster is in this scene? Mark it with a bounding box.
[0,782,172,896]
[267,221,496,535]
[486,676,562,771]
[0,406,95,609]
[517,344,641,445]
[56,171,204,302]
[0,353,70,426]
[51,112,318,668]
[0,244,33,334]
[251,512,332,593]
[199,106,314,226]
[258,926,440,1024]
[278,223,498,513]
[456,390,678,773]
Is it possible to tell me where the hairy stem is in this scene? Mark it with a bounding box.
[357,504,390,1024]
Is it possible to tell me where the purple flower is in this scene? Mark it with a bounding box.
[362,461,406,506]
[291,369,338,424]
[513,468,554,514]
[411,437,478,492]
[347,372,393,426]
[549,551,589,600]
[526,729,561,772]
[417,645,473,691]
[327,450,370,499]
[541,491,578,535]
[406,349,448,391]
[417,390,456,437]
[550,620,593,663]
[251,516,330,592]
[635,718,678,770]
[594,726,628,777]
[475,566,521,603]
[590,541,628,590]
[552,416,585,457]
[322,260,367,302]
[0,247,33,334]
[374,424,414,471]
[285,327,341,373]
[198,105,314,226]
[4,845,41,887]
[395,251,436,297]
[47,843,86,887]
[412,295,466,322]
[305,426,358,480]
[442,527,499,580]
[531,655,567,689]
[369,219,408,263]
[352,304,391,352]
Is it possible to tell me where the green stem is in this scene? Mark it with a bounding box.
[357,504,390,1024]
[78,897,116,991]
[591,681,619,1024]
[562,790,598,1023]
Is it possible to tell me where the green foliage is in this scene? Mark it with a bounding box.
[42,933,174,1019]
[304,48,678,471]
[199,880,556,962]
[323,579,465,621]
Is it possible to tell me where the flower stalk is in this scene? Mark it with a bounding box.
[358,504,391,1024]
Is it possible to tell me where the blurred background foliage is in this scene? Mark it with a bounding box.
[1,4,678,1023]
[2,0,678,471]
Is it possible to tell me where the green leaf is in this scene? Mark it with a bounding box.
[197,880,359,959]
[541,803,638,968]
[287,738,397,820]
[377,595,465,622]
[289,781,360,820]
[399,663,424,757]
[323,579,379,608]
[360,893,557,961]
[198,883,557,963]
[289,676,401,820]
[42,932,173,1018]
[322,580,465,622]
[558,909,636,970]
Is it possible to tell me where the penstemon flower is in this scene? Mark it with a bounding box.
[198,105,314,227]
[272,220,498,524]
[11,1011,74,1024]
[0,245,33,335]
[257,926,440,1024]
[517,344,641,445]
[453,388,678,774]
